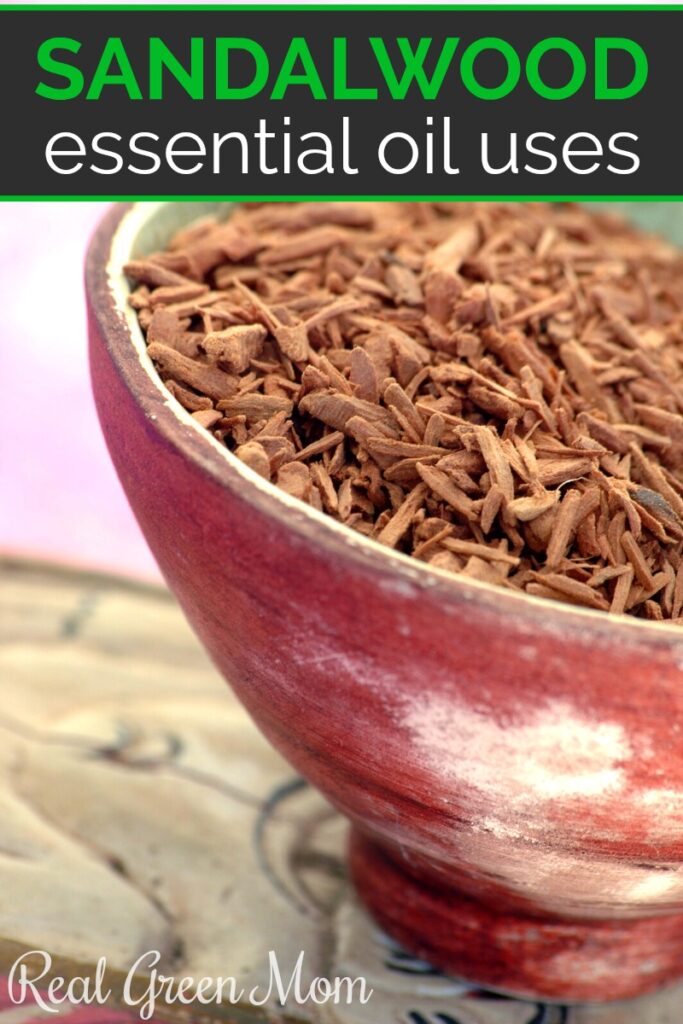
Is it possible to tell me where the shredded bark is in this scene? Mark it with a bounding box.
[127,201,683,623]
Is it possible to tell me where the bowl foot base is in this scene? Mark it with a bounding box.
[349,828,683,1002]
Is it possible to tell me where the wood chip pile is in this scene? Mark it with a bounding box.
[126,202,683,622]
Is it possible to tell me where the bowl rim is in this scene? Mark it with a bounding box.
[85,199,683,653]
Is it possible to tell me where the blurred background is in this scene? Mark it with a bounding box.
[0,203,160,580]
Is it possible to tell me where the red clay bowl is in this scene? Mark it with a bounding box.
[87,202,683,1003]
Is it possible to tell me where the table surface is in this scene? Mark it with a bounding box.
[2,557,682,1024]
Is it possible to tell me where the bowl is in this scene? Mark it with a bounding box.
[86,201,683,1003]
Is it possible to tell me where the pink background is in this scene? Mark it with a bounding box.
[0,203,161,581]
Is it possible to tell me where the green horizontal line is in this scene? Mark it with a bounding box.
[1,4,681,9]
[2,195,682,202]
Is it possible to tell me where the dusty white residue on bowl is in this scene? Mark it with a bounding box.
[376,576,420,600]
[455,829,683,913]
[626,871,682,902]
[518,644,539,662]
[401,696,630,802]
[637,787,683,841]
[641,788,683,808]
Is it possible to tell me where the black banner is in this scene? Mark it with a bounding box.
[2,5,680,197]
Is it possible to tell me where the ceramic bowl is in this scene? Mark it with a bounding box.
[86,202,683,1003]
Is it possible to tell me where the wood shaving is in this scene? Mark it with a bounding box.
[128,202,683,623]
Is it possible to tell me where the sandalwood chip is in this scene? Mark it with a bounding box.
[147,308,184,347]
[274,322,310,363]
[350,346,379,403]
[146,343,239,402]
[202,324,267,373]
[277,461,312,500]
[165,380,213,413]
[235,440,271,479]
[258,227,347,265]
[417,464,478,523]
[508,491,558,523]
[128,201,683,623]
[191,409,222,430]
[216,394,293,419]
[377,484,428,549]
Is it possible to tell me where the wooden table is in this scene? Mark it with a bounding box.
[1,558,680,1024]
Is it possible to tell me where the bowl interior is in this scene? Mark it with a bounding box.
[125,200,683,256]
[126,201,230,258]
[594,202,683,243]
